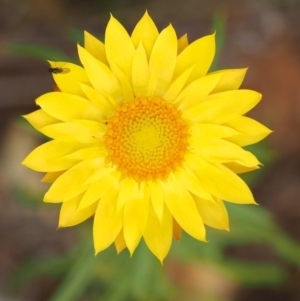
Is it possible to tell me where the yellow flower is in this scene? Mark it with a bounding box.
[22,12,271,262]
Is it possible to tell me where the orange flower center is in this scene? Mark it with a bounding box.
[104,97,189,181]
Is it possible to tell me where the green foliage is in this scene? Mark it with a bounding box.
[66,27,85,45]
[6,43,71,61]
[210,11,226,72]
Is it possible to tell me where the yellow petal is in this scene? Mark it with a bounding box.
[177,73,221,110]
[123,182,149,255]
[131,11,159,59]
[190,123,239,140]
[114,229,127,254]
[194,196,229,230]
[59,194,97,227]
[224,162,259,174]
[148,181,164,222]
[175,168,214,202]
[185,154,256,204]
[84,167,117,185]
[132,42,149,97]
[190,139,261,167]
[23,109,60,130]
[224,116,272,146]
[163,66,194,102]
[143,203,172,263]
[105,15,135,79]
[110,62,134,100]
[22,140,83,172]
[62,146,106,161]
[173,33,215,84]
[79,83,115,119]
[77,44,122,101]
[84,31,108,65]
[48,60,91,97]
[41,171,64,183]
[79,174,117,210]
[162,176,206,241]
[40,120,105,143]
[183,90,262,124]
[116,177,137,211]
[36,92,102,122]
[210,68,247,93]
[148,25,177,96]
[177,34,188,54]
[44,158,104,202]
[94,184,123,253]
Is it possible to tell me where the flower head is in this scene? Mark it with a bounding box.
[22,12,271,262]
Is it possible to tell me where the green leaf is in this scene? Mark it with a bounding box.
[6,43,71,61]
[98,241,173,301]
[7,255,73,294]
[220,260,287,286]
[210,11,226,71]
[49,242,96,301]
[66,27,84,45]
[268,231,300,267]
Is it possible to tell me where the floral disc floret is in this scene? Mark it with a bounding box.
[104,97,189,181]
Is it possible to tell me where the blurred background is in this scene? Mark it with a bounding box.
[1,0,300,300]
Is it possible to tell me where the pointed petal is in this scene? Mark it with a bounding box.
[48,61,91,97]
[131,11,159,59]
[132,42,149,97]
[123,182,149,255]
[22,140,83,172]
[41,171,64,183]
[79,83,115,119]
[148,181,164,222]
[194,196,229,230]
[190,139,261,167]
[59,194,97,227]
[190,123,239,140]
[36,92,102,122]
[163,66,194,102]
[162,176,206,241]
[79,174,117,210]
[177,34,188,54]
[40,120,105,143]
[44,158,104,202]
[110,62,134,100]
[173,33,215,83]
[84,167,117,185]
[116,178,137,211]
[177,73,221,110]
[84,31,108,65]
[105,15,135,79]
[23,109,60,130]
[175,168,214,201]
[77,44,122,101]
[210,68,247,93]
[148,25,177,96]
[183,90,262,124]
[224,116,272,146]
[61,146,105,162]
[94,184,123,253]
[144,203,172,263]
[185,154,256,204]
[224,162,259,174]
[114,229,127,254]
